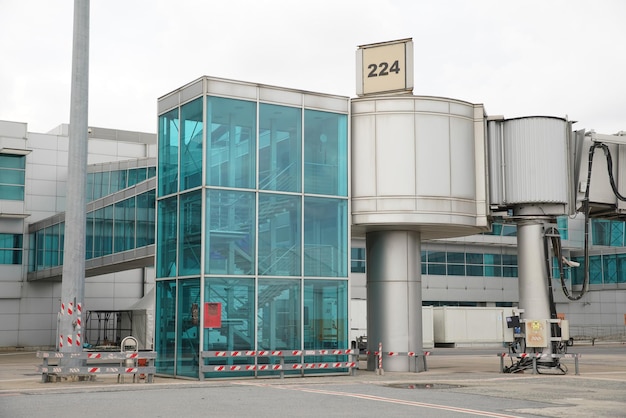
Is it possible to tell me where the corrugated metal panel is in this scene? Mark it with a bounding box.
[503,117,568,205]
[487,121,503,205]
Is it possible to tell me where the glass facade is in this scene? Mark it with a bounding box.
[592,219,626,246]
[87,166,155,202]
[351,247,520,279]
[571,253,626,285]
[155,84,349,379]
[421,250,518,277]
[29,190,155,272]
[0,154,26,201]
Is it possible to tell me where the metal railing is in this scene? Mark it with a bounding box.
[37,350,157,383]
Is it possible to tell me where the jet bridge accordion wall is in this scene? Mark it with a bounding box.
[488,116,570,215]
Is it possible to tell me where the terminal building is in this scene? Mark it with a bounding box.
[1,44,625,378]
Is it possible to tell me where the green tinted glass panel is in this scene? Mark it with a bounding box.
[136,167,148,184]
[304,197,347,277]
[257,279,300,350]
[447,252,464,263]
[114,197,135,252]
[43,224,59,267]
[176,278,200,378]
[180,98,203,191]
[502,254,517,265]
[0,233,22,265]
[155,280,176,375]
[556,216,569,240]
[592,220,610,246]
[589,256,603,284]
[484,253,502,265]
[427,251,445,263]
[86,211,94,259]
[428,264,446,275]
[258,193,301,276]
[207,96,256,189]
[205,189,255,275]
[157,197,177,278]
[35,230,44,270]
[502,266,518,277]
[304,110,348,196]
[93,206,113,257]
[484,265,502,277]
[603,256,617,283]
[610,222,624,246]
[86,174,94,202]
[0,184,24,200]
[126,169,137,188]
[0,168,24,185]
[158,108,179,196]
[0,154,25,169]
[179,191,202,276]
[259,104,301,192]
[351,247,366,273]
[304,280,348,349]
[466,265,484,276]
[618,254,626,283]
[466,253,483,264]
[136,191,155,247]
[448,264,465,275]
[204,278,255,351]
[571,257,585,285]
[502,225,517,236]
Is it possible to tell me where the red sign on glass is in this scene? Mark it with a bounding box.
[204,302,222,328]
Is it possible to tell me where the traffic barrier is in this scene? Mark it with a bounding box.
[37,351,157,383]
[366,345,431,373]
[497,352,581,375]
[199,349,358,380]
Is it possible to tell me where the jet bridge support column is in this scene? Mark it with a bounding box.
[366,230,422,372]
[516,218,553,355]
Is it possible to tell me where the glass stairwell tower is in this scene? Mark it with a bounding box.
[154,77,350,379]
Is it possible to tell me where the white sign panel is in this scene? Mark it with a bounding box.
[356,38,413,96]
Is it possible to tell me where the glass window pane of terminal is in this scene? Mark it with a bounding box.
[259,104,301,192]
[180,98,203,191]
[158,108,179,196]
[207,96,256,189]
[304,197,347,277]
[304,110,347,196]
[258,193,301,276]
[205,190,255,275]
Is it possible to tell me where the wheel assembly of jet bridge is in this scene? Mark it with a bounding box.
[351,91,624,374]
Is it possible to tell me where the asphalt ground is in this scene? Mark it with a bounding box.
[1,343,625,417]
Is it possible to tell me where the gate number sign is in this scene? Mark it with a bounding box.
[357,38,413,96]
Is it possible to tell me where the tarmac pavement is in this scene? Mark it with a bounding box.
[1,343,625,417]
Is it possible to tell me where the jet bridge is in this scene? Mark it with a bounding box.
[488,117,626,373]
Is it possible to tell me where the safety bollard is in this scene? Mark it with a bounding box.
[376,342,384,375]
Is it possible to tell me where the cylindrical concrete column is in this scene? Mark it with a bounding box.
[366,230,422,372]
[517,220,552,354]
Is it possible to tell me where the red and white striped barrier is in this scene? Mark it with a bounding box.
[367,344,431,374]
[207,349,355,358]
[37,350,158,383]
[200,349,359,379]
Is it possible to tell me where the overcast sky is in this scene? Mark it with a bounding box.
[1,0,625,135]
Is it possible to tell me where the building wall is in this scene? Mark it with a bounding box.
[0,121,156,349]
